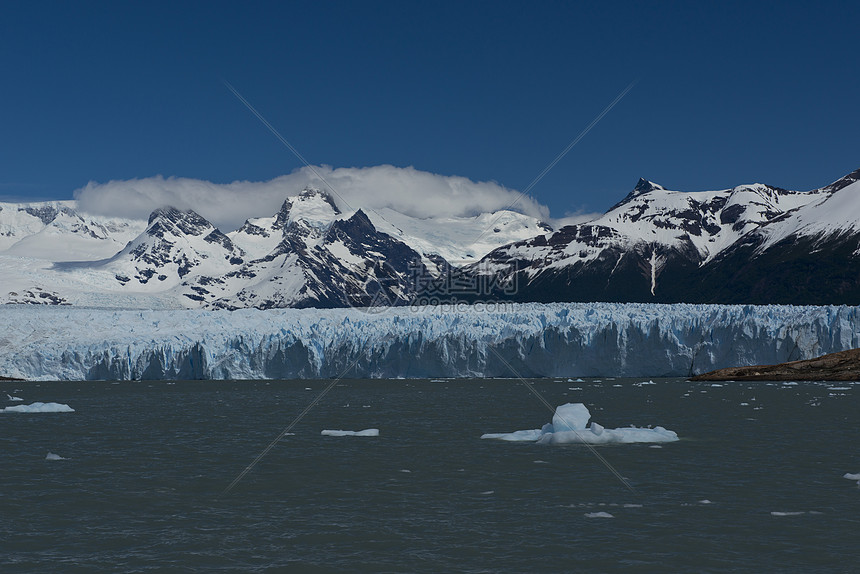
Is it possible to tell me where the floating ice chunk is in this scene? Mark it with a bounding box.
[7,393,23,401]
[538,425,678,445]
[482,403,679,445]
[585,512,614,518]
[480,429,544,442]
[45,452,66,460]
[321,429,379,437]
[1,402,74,413]
[843,472,860,485]
[552,403,590,431]
[771,511,805,516]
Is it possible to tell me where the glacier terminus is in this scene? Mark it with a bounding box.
[2,303,858,381]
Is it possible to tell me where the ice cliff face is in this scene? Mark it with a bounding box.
[1,303,858,381]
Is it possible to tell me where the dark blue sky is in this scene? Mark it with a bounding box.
[2,0,857,217]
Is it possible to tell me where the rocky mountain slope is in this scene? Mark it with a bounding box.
[2,167,859,308]
[468,168,860,305]
[0,188,547,308]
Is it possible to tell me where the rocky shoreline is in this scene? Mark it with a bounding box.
[691,348,860,381]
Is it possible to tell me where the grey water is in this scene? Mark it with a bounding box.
[2,378,859,573]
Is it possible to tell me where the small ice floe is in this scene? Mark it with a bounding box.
[321,429,379,437]
[699,499,713,505]
[843,472,860,486]
[480,490,494,495]
[481,403,679,445]
[585,512,614,518]
[1,402,74,413]
[771,511,805,517]
[45,452,66,461]
[634,380,656,387]
[6,393,23,402]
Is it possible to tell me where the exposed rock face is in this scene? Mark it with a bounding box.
[691,348,860,381]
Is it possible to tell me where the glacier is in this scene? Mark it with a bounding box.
[1,302,859,381]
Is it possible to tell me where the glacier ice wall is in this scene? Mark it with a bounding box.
[1,303,859,381]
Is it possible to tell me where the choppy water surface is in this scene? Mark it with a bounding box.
[2,378,858,573]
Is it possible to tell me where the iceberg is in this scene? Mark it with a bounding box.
[321,429,379,437]
[1,402,75,413]
[481,402,679,445]
[1,302,859,380]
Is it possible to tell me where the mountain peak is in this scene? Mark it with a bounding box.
[633,178,665,195]
[821,168,860,193]
[147,206,213,237]
[606,178,666,212]
[299,187,341,214]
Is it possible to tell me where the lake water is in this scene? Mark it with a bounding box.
[2,378,858,572]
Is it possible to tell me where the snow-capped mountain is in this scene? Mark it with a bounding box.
[2,168,859,308]
[0,200,144,259]
[2,187,543,308]
[468,168,860,304]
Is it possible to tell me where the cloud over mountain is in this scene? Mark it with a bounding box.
[75,165,553,230]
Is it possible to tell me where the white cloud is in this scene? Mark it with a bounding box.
[553,210,603,228]
[74,165,552,231]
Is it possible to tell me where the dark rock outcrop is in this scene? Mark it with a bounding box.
[691,348,860,381]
